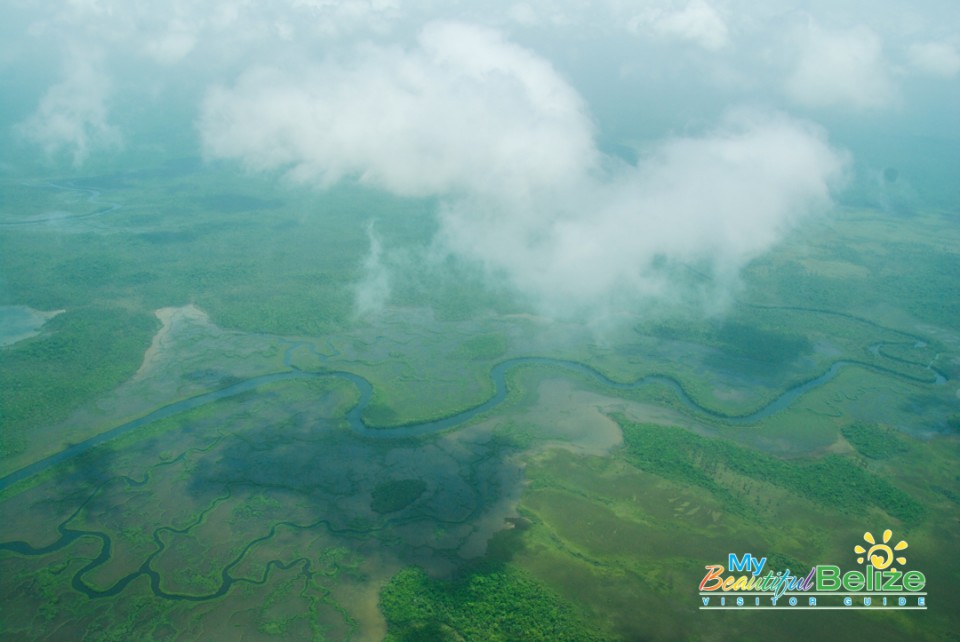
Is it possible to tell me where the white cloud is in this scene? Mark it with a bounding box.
[907,41,960,77]
[354,222,392,316]
[8,0,956,167]
[435,110,846,314]
[507,3,539,26]
[785,21,897,110]
[16,50,121,165]
[20,0,403,67]
[628,0,729,51]
[200,22,598,198]
[201,22,847,318]
[143,25,198,64]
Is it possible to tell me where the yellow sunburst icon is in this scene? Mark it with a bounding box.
[854,529,908,570]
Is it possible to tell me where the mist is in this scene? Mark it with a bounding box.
[2,0,958,317]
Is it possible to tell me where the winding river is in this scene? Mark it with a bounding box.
[0,182,122,227]
[0,342,948,602]
[0,343,946,493]
[0,180,951,605]
[1,182,948,493]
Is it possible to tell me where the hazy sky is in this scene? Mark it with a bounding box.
[1,1,957,318]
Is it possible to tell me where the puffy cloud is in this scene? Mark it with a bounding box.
[436,110,846,314]
[15,50,121,165]
[201,22,847,317]
[907,41,960,77]
[200,22,598,198]
[785,21,897,110]
[628,0,729,51]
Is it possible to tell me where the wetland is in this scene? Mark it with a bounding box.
[1,165,957,641]
[2,5,959,639]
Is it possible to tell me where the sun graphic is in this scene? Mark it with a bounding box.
[855,529,908,570]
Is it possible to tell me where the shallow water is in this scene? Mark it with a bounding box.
[0,305,61,347]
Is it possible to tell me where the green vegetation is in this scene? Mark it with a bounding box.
[646,319,812,365]
[379,566,606,642]
[370,479,427,514]
[0,307,157,460]
[742,210,960,329]
[453,334,508,361]
[842,423,910,459]
[615,417,924,523]
[509,441,948,642]
[1,164,957,641]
